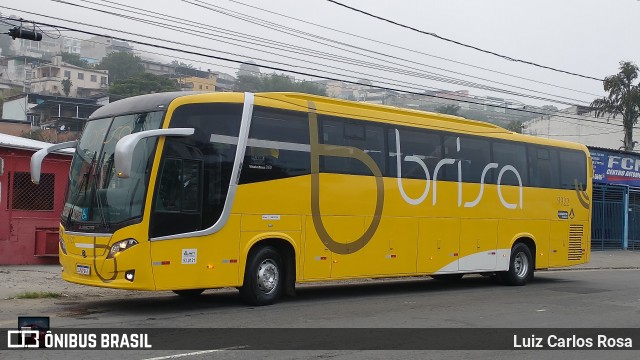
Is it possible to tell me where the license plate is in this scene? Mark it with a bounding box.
[76,265,91,275]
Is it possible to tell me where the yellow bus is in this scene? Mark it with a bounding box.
[31,92,592,305]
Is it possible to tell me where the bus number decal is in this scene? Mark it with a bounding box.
[181,249,197,264]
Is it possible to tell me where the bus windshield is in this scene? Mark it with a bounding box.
[62,111,164,232]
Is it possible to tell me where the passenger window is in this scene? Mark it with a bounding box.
[388,128,441,179]
[241,107,310,184]
[492,142,528,186]
[528,146,560,188]
[443,136,492,183]
[559,150,587,190]
[320,117,385,176]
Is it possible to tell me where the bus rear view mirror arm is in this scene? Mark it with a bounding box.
[115,128,195,178]
[31,141,78,184]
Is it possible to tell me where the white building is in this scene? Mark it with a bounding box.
[522,105,636,150]
[29,56,108,98]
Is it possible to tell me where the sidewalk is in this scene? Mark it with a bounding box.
[0,251,638,300]
[551,249,640,270]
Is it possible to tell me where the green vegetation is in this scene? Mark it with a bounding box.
[234,73,327,96]
[61,78,72,96]
[434,104,461,116]
[97,51,145,84]
[59,52,89,68]
[109,72,179,98]
[591,61,640,151]
[14,291,64,299]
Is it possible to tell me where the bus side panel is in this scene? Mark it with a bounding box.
[459,219,497,271]
[303,216,332,280]
[417,218,460,274]
[497,219,550,269]
[367,216,418,275]
[549,220,589,268]
[150,215,241,291]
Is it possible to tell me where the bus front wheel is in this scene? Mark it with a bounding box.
[498,242,534,286]
[240,246,283,306]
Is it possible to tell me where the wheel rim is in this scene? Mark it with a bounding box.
[513,252,529,278]
[256,259,279,294]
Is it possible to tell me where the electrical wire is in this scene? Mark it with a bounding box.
[46,0,588,109]
[0,9,626,131]
[228,0,602,98]
[70,34,626,134]
[180,0,593,105]
[325,0,604,82]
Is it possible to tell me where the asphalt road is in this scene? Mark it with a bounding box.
[1,269,639,360]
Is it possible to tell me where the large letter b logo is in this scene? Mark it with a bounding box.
[308,101,384,254]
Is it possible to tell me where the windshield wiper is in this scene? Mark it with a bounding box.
[66,152,96,226]
[92,151,110,232]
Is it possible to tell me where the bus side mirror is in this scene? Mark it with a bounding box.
[114,128,195,178]
[30,141,78,184]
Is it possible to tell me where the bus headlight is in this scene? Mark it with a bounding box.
[107,239,138,259]
[59,236,67,255]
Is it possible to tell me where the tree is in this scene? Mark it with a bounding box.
[234,73,327,96]
[97,51,145,83]
[434,104,461,116]
[109,73,179,98]
[170,60,194,68]
[61,78,72,96]
[237,61,261,77]
[59,52,89,68]
[591,61,640,151]
[505,120,523,133]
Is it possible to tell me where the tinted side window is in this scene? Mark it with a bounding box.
[528,146,560,188]
[388,128,441,179]
[320,117,385,176]
[493,142,528,186]
[151,103,242,238]
[443,136,492,183]
[559,150,587,189]
[241,107,310,184]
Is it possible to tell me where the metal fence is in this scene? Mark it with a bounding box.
[9,172,55,211]
[591,184,625,250]
[627,188,640,251]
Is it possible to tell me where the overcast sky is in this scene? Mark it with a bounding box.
[2,0,640,109]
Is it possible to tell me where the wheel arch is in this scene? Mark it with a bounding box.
[510,233,537,269]
[240,233,298,296]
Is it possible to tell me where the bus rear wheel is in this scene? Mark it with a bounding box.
[240,246,283,306]
[498,242,534,286]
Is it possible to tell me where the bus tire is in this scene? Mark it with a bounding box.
[431,274,464,281]
[240,246,283,306]
[498,242,534,286]
[173,289,205,297]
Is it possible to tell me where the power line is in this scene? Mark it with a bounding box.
[0,9,622,129]
[182,0,592,105]
[68,33,621,135]
[54,0,591,107]
[228,0,602,98]
[325,0,604,82]
[68,34,627,134]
